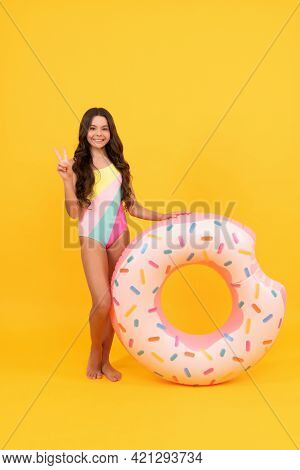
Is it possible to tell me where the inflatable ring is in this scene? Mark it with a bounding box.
[110,213,286,385]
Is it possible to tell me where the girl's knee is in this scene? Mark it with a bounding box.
[90,292,112,318]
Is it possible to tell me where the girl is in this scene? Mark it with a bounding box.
[54,107,187,382]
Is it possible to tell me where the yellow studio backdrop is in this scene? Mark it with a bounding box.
[0,0,299,450]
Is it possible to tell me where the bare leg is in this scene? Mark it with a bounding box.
[79,236,112,379]
[100,229,130,381]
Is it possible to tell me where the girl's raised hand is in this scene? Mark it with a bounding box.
[53,147,73,182]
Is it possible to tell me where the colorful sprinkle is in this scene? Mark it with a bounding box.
[214,221,222,226]
[125,304,137,317]
[129,338,134,348]
[170,353,178,361]
[263,314,273,323]
[141,244,148,254]
[147,234,162,239]
[239,301,244,308]
[137,350,144,356]
[148,336,160,342]
[271,290,277,297]
[252,303,261,313]
[148,307,157,313]
[127,255,134,263]
[152,286,159,293]
[201,235,213,241]
[151,352,164,362]
[113,297,120,306]
[134,319,139,327]
[255,283,260,299]
[263,340,272,345]
[245,318,251,334]
[184,352,195,357]
[120,268,129,273]
[164,249,172,254]
[130,285,140,295]
[156,323,166,330]
[238,250,252,256]
[165,265,172,274]
[203,368,214,375]
[148,260,159,268]
[166,224,173,231]
[184,368,191,378]
[232,356,244,362]
[190,222,196,232]
[224,333,233,342]
[187,252,195,261]
[278,318,282,328]
[220,349,226,357]
[140,269,145,284]
[232,233,239,244]
[199,349,213,360]
[217,243,224,254]
[175,336,180,347]
[178,236,185,247]
[246,340,251,352]
[244,267,250,277]
[114,279,119,287]
[224,260,232,266]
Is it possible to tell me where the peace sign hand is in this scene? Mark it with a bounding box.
[53,147,73,182]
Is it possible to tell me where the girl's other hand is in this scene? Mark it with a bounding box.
[53,147,73,182]
[161,211,192,220]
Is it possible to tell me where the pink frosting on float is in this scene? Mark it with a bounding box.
[110,212,286,345]
[111,212,256,261]
[111,212,256,283]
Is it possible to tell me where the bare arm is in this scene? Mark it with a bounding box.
[64,185,80,219]
[64,159,81,220]
[128,199,165,221]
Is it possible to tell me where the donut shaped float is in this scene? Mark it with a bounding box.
[110,213,286,385]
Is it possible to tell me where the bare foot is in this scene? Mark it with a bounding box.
[101,361,122,382]
[86,346,103,379]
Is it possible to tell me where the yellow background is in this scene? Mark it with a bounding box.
[0,0,299,450]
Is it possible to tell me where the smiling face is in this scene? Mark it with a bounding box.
[87,115,111,149]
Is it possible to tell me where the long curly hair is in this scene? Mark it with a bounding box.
[72,107,135,213]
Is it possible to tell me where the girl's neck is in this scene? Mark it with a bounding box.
[91,150,110,167]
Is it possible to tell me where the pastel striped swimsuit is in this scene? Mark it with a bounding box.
[78,163,128,248]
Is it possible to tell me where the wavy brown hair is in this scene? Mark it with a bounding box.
[72,107,135,213]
